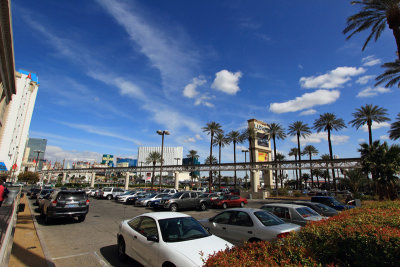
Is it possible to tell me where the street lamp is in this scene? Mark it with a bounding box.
[242,149,249,188]
[34,150,44,172]
[157,130,170,191]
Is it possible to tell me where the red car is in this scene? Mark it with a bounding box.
[211,195,248,209]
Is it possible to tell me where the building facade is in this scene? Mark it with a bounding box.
[22,138,47,171]
[116,158,137,167]
[137,146,183,177]
[0,71,39,177]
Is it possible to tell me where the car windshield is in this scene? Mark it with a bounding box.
[199,193,209,198]
[314,203,337,212]
[103,188,112,192]
[296,207,320,218]
[146,193,157,198]
[331,199,343,206]
[40,190,53,195]
[121,191,135,196]
[171,192,184,198]
[158,217,210,242]
[254,211,285,226]
[218,195,229,200]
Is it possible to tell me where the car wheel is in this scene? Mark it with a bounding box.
[170,204,178,212]
[77,215,86,222]
[240,202,245,208]
[248,238,261,243]
[147,202,151,207]
[222,203,228,209]
[199,202,207,211]
[162,262,176,267]
[107,195,112,200]
[118,238,127,262]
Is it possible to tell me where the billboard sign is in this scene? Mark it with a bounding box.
[258,152,269,162]
[101,154,114,167]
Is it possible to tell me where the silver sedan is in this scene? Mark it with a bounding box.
[198,208,301,246]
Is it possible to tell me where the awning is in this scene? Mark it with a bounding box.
[0,162,8,171]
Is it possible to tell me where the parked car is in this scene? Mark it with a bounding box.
[35,189,54,206]
[135,193,169,207]
[211,195,248,209]
[229,188,241,196]
[29,188,42,199]
[311,196,355,211]
[85,187,95,196]
[41,190,90,224]
[115,191,137,203]
[161,188,178,195]
[117,212,233,266]
[267,200,339,217]
[159,191,209,212]
[260,203,326,226]
[97,187,125,200]
[199,208,301,245]
[125,193,148,205]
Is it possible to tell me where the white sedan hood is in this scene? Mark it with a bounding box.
[165,235,232,266]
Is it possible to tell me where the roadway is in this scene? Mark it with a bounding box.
[27,196,264,266]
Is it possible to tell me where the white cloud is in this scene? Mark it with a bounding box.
[361,122,391,132]
[194,94,215,107]
[298,64,304,69]
[45,145,103,163]
[299,109,317,116]
[269,90,340,114]
[195,134,203,140]
[183,137,196,143]
[299,67,365,89]
[380,135,390,140]
[290,132,349,146]
[356,75,375,85]
[211,70,242,95]
[183,76,206,98]
[357,86,391,98]
[362,55,381,67]
[358,138,366,143]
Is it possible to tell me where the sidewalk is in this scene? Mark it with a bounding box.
[8,195,48,267]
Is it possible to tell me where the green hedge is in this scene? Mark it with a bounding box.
[204,201,400,266]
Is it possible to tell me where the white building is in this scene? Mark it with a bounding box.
[137,146,183,177]
[0,71,39,177]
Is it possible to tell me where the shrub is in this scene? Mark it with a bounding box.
[277,187,288,196]
[293,190,302,197]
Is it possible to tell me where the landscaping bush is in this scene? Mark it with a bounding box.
[293,190,302,197]
[204,201,400,267]
[277,187,288,196]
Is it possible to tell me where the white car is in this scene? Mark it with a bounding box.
[117,212,232,266]
[161,188,178,195]
[115,191,138,203]
[199,208,301,246]
[135,193,169,207]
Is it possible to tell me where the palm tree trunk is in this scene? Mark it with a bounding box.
[391,26,400,61]
[367,121,373,146]
[273,137,278,194]
[218,144,222,189]
[328,129,336,191]
[151,163,155,189]
[209,133,214,193]
[309,153,314,188]
[297,134,302,190]
[294,155,298,190]
[234,141,237,188]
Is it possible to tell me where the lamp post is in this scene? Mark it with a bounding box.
[242,149,249,189]
[157,130,170,191]
[34,150,44,172]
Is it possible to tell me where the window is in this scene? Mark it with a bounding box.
[254,211,284,226]
[272,207,290,220]
[190,192,197,198]
[128,217,141,230]
[137,217,158,238]
[231,196,239,200]
[232,211,253,226]
[296,207,319,218]
[213,211,233,224]
[181,193,190,199]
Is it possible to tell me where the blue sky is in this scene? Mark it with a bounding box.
[12,0,399,166]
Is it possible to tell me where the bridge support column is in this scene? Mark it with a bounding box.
[251,170,259,193]
[62,172,67,184]
[174,172,179,190]
[91,172,96,188]
[125,172,130,190]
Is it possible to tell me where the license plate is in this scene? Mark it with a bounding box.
[66,204,78,208]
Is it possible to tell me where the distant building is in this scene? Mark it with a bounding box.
[137,146,183,177]
[101,154,114,167]
[73,161,91,169]
[182,157,200,177]
[116,158,137,167]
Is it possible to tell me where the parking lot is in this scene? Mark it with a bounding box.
[28,196,263,266]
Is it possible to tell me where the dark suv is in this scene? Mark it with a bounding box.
[41,190,89,224]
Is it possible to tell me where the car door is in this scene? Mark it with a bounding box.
[230,195,240,207]
[180,192,190,209]
[134,216,160,266]
[209,211,235,242]
[227,211,255,243]
[124,217,142,260]
[190,192,198,208]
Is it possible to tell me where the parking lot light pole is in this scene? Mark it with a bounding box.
[242,149,249,188]
[157,130,170,191]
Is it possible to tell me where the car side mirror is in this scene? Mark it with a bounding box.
[209,217,214,222]
[147,235,159,242]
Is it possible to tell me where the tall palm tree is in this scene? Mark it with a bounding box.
[146,151,162,190]
[288,121,311,190]
[288,147,299,189]
[204,156,218,185]
[302,145,319,188]
[266,123,286,193]
[375,60,400,87]
[349,104,390,146]
[275,153,286,188]
[226,130,245,188]
[389,113,400,140]
[343,0,400,59]
[213,132,229,189]
[321,154,331,190]
[187,150,199,185]
[202,122,223,192]
[314,113,347,191]
[243,126,257,163]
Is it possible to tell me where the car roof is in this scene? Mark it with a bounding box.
[136,212,191,220]
[262,203,309,208]
[223,208,264,213]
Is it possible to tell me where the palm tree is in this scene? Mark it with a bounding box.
[226,130,245,188]
[187,150,199,185]
[203,122,223,192]
[321,154,331,190]
[204,155,218,185]
[389,113,400,140]
[275,153,286,188]
[302,145,319,188]
[266,123,286,193]
[213,132,229,189]
[314,113,347,191]
[146,151,162,189]
[343,0,400,59]
[349,104,390,146]
[288,148,299,189]
[375,60,400,87]
[243,126,257,163]
[288,121,311,190]
[313,169,324,189]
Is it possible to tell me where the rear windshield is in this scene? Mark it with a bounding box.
[254,211,284,226]
[58,192,86,201]
[296,207,320,218]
